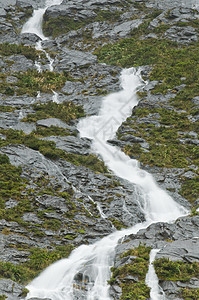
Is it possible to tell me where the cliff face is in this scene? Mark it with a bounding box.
[0,0,198,299]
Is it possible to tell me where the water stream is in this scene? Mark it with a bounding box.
[22,1,189,299]
[25,69,188,300]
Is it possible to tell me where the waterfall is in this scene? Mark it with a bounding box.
[145,249,166,300]
[21,1,189,299]
[21,0,62,100]
[21,0,63,40]
[25,68,188,300]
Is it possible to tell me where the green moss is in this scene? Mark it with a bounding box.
[108,218,126,230]
[0,105,15,112]
[16,70,67,96]
[0,245,73,284]
[43,219,62,231]
[0,43,39,61]
[0,69,69,97]
[121,282,150,300]
[180,287,199,300]
[63,152,108,173]
[32,126,76,138]
[43,9,125,38]
[23,101,85,124]
[154,258,199,282]
[109,244,151,299]
[0,295,7,300]
[179,176,199,203]
[0,153,24,205]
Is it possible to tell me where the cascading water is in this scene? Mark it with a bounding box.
[21,0,62,103]
[26,68,188,300]
[145,249,165,300]
[21,0,63,40]
[21,1,189,299]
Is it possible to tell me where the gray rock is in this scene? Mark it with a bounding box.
[16,0,33,9]
[36,118,73,129]
[41,136,91,155]
[55,48,97,71]
[0,279,24,300]
[0,8,6,17]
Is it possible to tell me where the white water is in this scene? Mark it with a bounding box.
[22,1,188,299]
[26,68,188,300]
[21,0,62,100]
[145,249,165,300]
[21,0,63,40]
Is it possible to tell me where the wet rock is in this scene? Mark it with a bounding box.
[36,118,76,130]
[20,32,41,44]
[0,279,24,300]
[164,25,198,44]
[9,55,35,72]
[41,136,91,155]
[16,0,33,9]
[111,215,199,299]
[54,48,97,71]
[0,8,6,17]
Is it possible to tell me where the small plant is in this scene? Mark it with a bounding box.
[154,258,199,282]
[108,244,151,299]
[23,101,85,124]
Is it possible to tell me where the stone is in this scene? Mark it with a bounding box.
[0,8,6,17]
[41,136,91,155]
[0,279,24,300]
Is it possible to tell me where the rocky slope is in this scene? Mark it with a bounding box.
[0,0,198,299]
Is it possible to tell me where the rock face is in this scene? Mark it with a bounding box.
[0,0,198,299]
[111,215,199,299]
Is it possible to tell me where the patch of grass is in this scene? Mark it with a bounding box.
[154,258,199,282]
[180,287,199,300]
[179,176,199,204]
[108,218,126,230]
[0,105,15,112]
[0,153,24,204]
[16,70,67,96]
[32,126,76,138]
[23,101,85,124]
[109,244,151,299]
[0,43,39,61]
[0,69,69,97]
[43,15,89,38]
[0,245,73,284]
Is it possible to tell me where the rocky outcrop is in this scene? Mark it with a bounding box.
[110,215,199,299]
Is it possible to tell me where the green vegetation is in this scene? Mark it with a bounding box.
[108,218,126,230]
[0,43,39,61]
[180,176,199,203]
[43,9,125,38]
[0,129,108,173]
[109,244,151,299]
[32,125,76,137]
[0,69,68,96]
[0,153,24,204]
[0,245,73,284]
[23,101,85,124]
[16,70,67,96]
[154,258,199,282]
[180,287,199,300]
[99,19,199,204]
[0,105,15,112]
